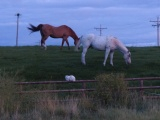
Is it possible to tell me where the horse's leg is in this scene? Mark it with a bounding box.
[81,47,88,65]
[60,39,65,50]
[61,36,70,50]
[103,47,111,66]
[65,39,70,50]
[41,36,48,50]
[109,51,114,66]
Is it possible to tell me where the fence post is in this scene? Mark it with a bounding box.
[18,84,23,98]
[140,79,144,97]
[82,82,86,97]
[19,84,22,93]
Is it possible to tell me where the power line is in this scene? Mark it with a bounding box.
[150,16,160,46]
[94,24,107,36]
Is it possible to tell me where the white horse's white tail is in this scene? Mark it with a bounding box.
[75,36,82,51]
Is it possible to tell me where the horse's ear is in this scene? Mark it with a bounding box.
[79,35,83,40]
[128,52,131,57]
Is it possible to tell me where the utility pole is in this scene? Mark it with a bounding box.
[15,13,21,47]
[150,16,160,46]
[94,24,107,36]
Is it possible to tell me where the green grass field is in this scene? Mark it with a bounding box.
[1,46,160,120]
[0,46,160,81]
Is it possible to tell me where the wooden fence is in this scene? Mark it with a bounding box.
[15,80,96,97]
[15,77,160,98]
[125,77,160,98]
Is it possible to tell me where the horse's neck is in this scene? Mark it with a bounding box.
[71,33,79,41]
[72,35,79,41]
[116,40,128,54]
[69,29,78,40]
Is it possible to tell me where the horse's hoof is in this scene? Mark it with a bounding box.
[110,63,114,66]
[82,63,86,65]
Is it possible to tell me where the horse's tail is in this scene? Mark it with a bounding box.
[75,35,82,51]
[27,24,43,34]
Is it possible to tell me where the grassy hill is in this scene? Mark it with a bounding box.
[0,46,160,81]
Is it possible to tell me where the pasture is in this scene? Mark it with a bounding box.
[1,46,160,120]
[0,46,160,81]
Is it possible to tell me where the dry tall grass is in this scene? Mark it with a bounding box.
[1,72,160,120]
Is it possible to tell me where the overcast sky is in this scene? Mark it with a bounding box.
[0,0,160,46]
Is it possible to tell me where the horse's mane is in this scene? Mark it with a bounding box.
[67,26,79,40]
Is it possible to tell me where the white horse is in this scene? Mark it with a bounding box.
[75,34,131,66]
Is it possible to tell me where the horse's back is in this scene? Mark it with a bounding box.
[80,34,109,50]
[41,24,68,36]
[39,24,71,30]
[93,35,110,50]
[41,24,53,31]
[41,24,69,30]
[81,34,95,40]
[80,34,95,45]
[53,25,76,35]
[59,25,70,29]
[81,34,107,42]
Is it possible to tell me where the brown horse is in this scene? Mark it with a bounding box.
[28,24,79,50]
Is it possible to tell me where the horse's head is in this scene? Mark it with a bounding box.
[74,37,81,51]
[74,38,80,46]
[123,51,131,65]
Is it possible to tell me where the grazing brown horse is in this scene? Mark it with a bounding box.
[28,24,79,50]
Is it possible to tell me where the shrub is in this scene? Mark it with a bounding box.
[94,73,128,107]
[0,71,20,118]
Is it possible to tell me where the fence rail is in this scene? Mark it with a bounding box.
[15,80,96,97]
[15,77,160,98]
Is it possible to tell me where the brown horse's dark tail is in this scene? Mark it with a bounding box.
[27,24,43,34]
